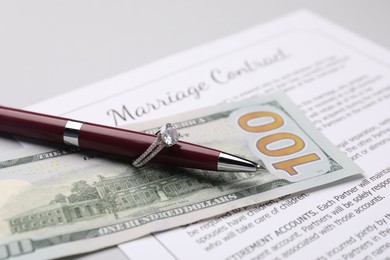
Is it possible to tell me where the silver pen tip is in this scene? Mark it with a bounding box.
[217,152,261,172]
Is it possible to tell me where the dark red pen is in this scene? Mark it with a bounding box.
[0,106,259,172]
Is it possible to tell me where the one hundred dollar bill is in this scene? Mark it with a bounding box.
[0,93,361,259]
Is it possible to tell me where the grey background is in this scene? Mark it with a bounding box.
[0,1,389,259]
[1,0,390,108]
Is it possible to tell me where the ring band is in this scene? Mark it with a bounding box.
[132,123,180,167]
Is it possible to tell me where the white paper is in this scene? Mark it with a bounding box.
[17,10,390,260]
[119,11,390,260]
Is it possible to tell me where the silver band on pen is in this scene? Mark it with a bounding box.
[63,120,84,146]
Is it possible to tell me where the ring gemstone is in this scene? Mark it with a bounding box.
[160,123,180,146]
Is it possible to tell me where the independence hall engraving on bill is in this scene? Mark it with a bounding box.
[7,167,258,234]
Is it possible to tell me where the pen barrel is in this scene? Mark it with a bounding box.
[79,123,220,171]
[0,106,220,170]
[0,106,67,143]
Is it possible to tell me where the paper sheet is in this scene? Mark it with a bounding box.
[17,10,390,260]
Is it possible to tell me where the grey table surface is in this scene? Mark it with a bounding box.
[1,1,389,259]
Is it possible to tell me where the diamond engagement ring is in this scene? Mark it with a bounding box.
[132,123,181,167]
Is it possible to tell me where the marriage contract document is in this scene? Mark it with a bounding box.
[113,11,390,260]
[1,10,389,260]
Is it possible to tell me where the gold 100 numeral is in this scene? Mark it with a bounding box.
[238,111,320,176]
